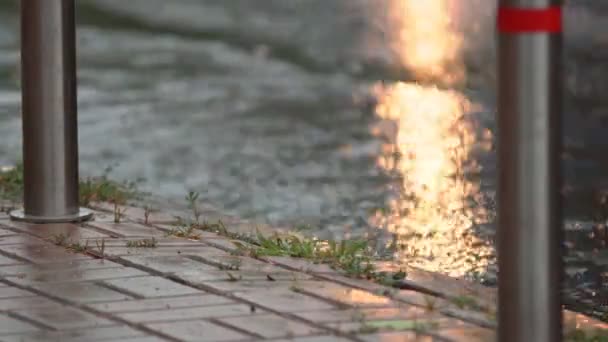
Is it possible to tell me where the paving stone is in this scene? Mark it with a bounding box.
[0,296,58,311]
[0,235,48,246]
[405,268,496,309]
[117,304,257,323]
[96,238,203,247]
[219,313,322,339]
[440,307,496,328]
[393,291,450,311]
[295,282,395,308]
[31,282,135,303]
[294,306,435,324]
[0,286,36,299]
[146,320,249,342]
[154,225,226,240]
[564,311,608,331]
[87,294,233,313]
[7,266,147,284]
[180,268,310,286]
[88,210,127,223]
[184,278,291,294]
[0,259,124,277]
[104,337,170,342]
[266,256,338,274]
[360,331,434,341]
[201,238,244,252]
[13,304,116,330]
[120,255,218,275]
[87,222,165,238]
[189,254,285,273]
[314,273,383,294]
[234,288,336,312]
[0,254,23,266]
[0,228,17,237]
[100,245,214,257]
[435,326,495,342]
[0,325,145,342]
[327,317,465,335]
[0,244,89,263]
[3,221,108,240]
[271,335,353,342]
[0,314,40,335]
[102,276,202,298]
[91,202,186,224]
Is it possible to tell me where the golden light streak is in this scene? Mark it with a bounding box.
[385,0,465,85]
[371,0,494,277]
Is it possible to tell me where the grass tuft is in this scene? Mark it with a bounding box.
[126,238,157,248]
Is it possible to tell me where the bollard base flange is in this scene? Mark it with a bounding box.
[9,208,94,223]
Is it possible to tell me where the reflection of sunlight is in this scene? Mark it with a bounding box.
[386,0,464,85]
[346,288,391,306]
[371,0,493,277]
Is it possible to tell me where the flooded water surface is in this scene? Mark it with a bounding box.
[1,0,608,319]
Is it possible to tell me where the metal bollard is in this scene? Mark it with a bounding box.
[10,0,92,223]
[497,1,563,341]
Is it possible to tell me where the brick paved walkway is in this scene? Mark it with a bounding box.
[0,204,605,341]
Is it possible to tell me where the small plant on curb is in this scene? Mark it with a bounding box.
[126,238,157,248]
[143,204,157,225]
[95,238,106,257]
[186,191,201,224]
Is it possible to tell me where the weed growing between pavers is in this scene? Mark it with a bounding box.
[126,238,157,248]
[166,220,202,240]
[52,234,90,253]
[362,319,439,334]
[173,192,408,285]
[51,233,106,257]
[143,204,158,225]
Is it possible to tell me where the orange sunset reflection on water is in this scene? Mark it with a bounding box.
[370,0,494,277]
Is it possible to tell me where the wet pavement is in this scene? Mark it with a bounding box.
[0,206,606,342]
[1,0,608,321]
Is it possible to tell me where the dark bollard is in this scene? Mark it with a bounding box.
[497,0,563,341]
[10,0,92,223]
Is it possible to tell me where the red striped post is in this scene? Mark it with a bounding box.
[497,1,563,341]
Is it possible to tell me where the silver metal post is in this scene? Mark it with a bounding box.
[497,0,562,341]
[11,0,92,223]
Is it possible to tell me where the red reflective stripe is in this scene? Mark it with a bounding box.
[498,6,562,33]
